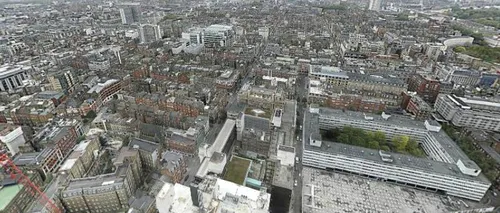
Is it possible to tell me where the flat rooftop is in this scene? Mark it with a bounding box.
[0,184,23,211]
[304,109,488,183]
[223,156,251,185]
[302,167,490,213]
[315,107,479,171]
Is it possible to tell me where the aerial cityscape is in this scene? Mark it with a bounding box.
[0,0,499,212]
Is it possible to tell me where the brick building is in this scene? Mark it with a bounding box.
[407,74,441,104]
[160,151,187,183]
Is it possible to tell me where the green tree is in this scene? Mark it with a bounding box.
[84,110,97,119]
[367,141,380,149]
[380,145,391,151]
[454,46,466,52]
[392,135,409,152]
[372,131,386,143]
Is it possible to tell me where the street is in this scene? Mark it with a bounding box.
[290,72,308,213]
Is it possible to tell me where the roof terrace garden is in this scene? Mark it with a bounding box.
[321,126,426,157]
[223,156,252,185]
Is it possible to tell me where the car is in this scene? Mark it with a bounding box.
[299,173,301,177]
[294,180,298,187]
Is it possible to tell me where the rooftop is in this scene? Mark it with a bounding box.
[0,184,23,211]
[223,156,251,185]
[301,167,489,213]
[129,138,159,153]
[304,108,488,183]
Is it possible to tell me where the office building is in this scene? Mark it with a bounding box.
[0,64,30,92]
[202,25,234,48]
[60,147,143,213]
[119,3,141,25]
[302,107,491,201]
[368,0,382,11]
[48,70,76,94]
[0,124,26,156]
[140,24,162,44]
[435,94,500,131]
[449,70,481,87]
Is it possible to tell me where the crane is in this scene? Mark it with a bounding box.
[0,150,62,213]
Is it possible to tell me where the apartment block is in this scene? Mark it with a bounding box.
[58,138,100,179]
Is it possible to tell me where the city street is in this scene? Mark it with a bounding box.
[291,73,308,213]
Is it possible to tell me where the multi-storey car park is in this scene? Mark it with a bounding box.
[301,107,491,201]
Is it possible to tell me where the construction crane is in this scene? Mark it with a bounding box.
[0,150,62,213]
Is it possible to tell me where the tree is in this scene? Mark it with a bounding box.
[372,131,386,144]
[380,145,390,151]
[84,110,97,119]
[367,141,380,149]
[392,135,409,152]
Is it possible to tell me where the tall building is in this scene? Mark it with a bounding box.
[119,3,141,25]
[368,0,382,11]
[48,70,76,94]
[139,24,162,43]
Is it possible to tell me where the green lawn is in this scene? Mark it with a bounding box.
[223,156,251,185]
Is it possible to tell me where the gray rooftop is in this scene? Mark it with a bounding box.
[244,114,270,133]
[129,138,159,153]
[304,109,489,183]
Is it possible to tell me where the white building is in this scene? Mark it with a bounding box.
[435,94,500,131]
[156,176,271,213]
[0,125,26,155]
[302,107,491,201]
[202,25,234,48]
[368,0,382,11]
[0,64,31,92]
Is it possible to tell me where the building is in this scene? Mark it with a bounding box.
[129,138,159,172]
[13,146,64,179]
[156,176,270,213]
[238,84,285,111]
[0,173,43,213]
[60,147,143,213]
[368,0,382,11]
[119,3,141,25]
[48,70,76,94]
[140,24,162,44]
[166,134,197,156]
[237,113,271,157]
[88,56,110,72]
[435,94,500,131]
[215,70,239,90]
[58,138,100,179]
[160,150,187,183]
[449,70,481,87]
[407,74,441,103]
[202,25,234,48]
[35,126,78,158]
[0,124,26,156]
[324,94,386,113]
[401,92,432,120]
[0,64,30,92]
[308,65,349,91]
[302,107,491,201]
[87,79,121,108]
